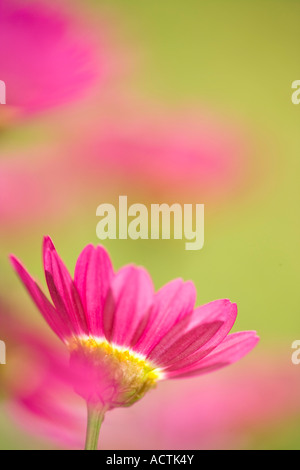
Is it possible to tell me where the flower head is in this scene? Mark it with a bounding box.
[10,236,258,414]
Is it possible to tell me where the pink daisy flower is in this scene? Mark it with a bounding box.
[0,0,101,121]
[10,236,259,449]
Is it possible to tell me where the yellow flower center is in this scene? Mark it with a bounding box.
[68,337,162,408]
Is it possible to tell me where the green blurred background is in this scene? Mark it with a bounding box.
[0,0,300,449]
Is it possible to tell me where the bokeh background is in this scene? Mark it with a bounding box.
[0,0,300,449]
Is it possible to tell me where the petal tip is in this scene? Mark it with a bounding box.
[43,235,55,252]
[9,254,18,271]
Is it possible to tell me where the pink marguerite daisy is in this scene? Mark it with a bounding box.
[10,236,259,449]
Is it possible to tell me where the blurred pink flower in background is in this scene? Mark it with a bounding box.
[0,301,86,446]
[0,0,102,121]
[76,105,252,201]
[0,107,253,233]
[151,358,300,450]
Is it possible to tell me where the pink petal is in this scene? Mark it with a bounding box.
[43,236,88,337]
[9,255,71,342]
[74,244,114,337]
[188,299,237,331]
[102,265,154,347]
[163,300,237,372]
[167,331,259,379]
[134,279,196,357]
[148,317,224,367]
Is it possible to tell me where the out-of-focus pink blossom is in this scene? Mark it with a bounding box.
[0,302,88,447]
[145,357,300,449]
[0,0,102,120]
[77,106,251,201]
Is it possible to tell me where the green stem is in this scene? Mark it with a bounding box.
[85,402,106,450]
